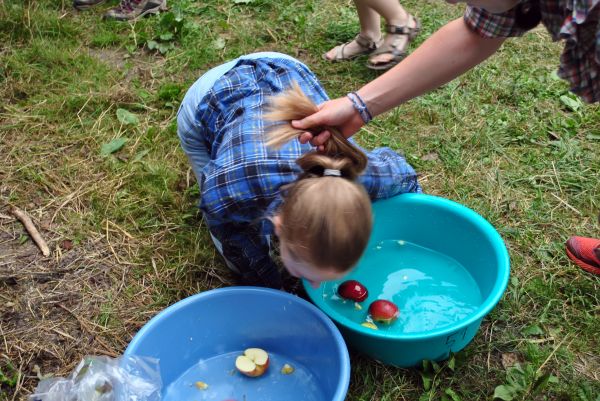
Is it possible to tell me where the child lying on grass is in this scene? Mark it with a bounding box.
[177,52,421,290]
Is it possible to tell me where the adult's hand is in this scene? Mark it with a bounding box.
[291,96,364,147]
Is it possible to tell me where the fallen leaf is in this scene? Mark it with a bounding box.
[61,240,73,250]
[39,219,52,230]
[421,152,439,162]
[213,37,226,50]
[587,133,600,140]
[501,352,521,369]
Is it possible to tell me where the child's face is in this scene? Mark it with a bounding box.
[279,242,346,289]
[445,0,519,13]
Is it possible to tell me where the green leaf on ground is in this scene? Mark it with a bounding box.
[522,324,544,336]
[447,353,456,371]
[444,388,463,401]
[559,95,583,112]
[116,109,139,125]
[533,373,558,394]
[493,384,517,401]
[420,371,433,391]
[100,138,127,156]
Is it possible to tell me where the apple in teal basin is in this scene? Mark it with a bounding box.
[304,193,510,367]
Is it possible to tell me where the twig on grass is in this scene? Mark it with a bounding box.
[550,193,581,215]
[9,206,51,257]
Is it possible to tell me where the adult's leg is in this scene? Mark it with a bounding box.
[367,0,419,68]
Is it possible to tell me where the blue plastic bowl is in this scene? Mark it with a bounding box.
[124,287,350,401]
[304,193,510,367]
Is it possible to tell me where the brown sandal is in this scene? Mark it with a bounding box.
[366,15,420,70]
[323,33,383,62]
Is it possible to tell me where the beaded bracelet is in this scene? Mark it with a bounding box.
[346,92,373,124]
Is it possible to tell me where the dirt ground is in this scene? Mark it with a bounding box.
[0,207,139,399]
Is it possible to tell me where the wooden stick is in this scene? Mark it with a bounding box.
[9,206,51,257]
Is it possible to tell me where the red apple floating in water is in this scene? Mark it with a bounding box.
[235,348,269,377]
[337,280,368,302]
[368,300,399,324]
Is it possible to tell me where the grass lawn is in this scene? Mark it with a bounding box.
[1,0,599,400]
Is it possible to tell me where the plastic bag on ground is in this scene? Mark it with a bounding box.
[29,355,161,401]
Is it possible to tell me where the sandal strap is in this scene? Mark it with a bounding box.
[386,24,412,35]
[355,33,380,51]
[385,15,420,36]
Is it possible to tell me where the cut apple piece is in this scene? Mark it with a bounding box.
[280,363,294,374]
[235,348,269,377]
[244,348,269,365]
[194,381,208,390]
[361,321,378,330]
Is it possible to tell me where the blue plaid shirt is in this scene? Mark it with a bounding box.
[187,56,421,288]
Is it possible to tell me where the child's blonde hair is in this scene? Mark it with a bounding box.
[264,82,372,273]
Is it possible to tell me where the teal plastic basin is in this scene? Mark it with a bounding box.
[304,193,510,367]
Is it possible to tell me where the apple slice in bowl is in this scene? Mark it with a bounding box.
[235,348,270,377]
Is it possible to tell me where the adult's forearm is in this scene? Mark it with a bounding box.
[358,17,506,116]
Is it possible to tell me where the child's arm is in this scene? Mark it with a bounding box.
[360,147,421,199]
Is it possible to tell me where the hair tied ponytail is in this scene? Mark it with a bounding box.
[263,81,368,179]
[323,169,341,177]
[266,82,373,274]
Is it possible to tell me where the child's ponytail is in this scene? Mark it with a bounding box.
[264,81,368,180]
[263,82,372,273]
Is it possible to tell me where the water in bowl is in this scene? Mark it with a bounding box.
[164,350,326,401]
[322,240,482,333]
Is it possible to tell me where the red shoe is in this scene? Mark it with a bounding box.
[565,236,600,276]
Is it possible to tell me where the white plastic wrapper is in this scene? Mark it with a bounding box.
[29,355,161,401]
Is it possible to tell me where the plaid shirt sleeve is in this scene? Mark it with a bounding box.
[358,146,422,198]
[463,4,530,38]
[464,1,600,102]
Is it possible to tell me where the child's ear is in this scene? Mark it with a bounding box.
[271,214,282,236]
